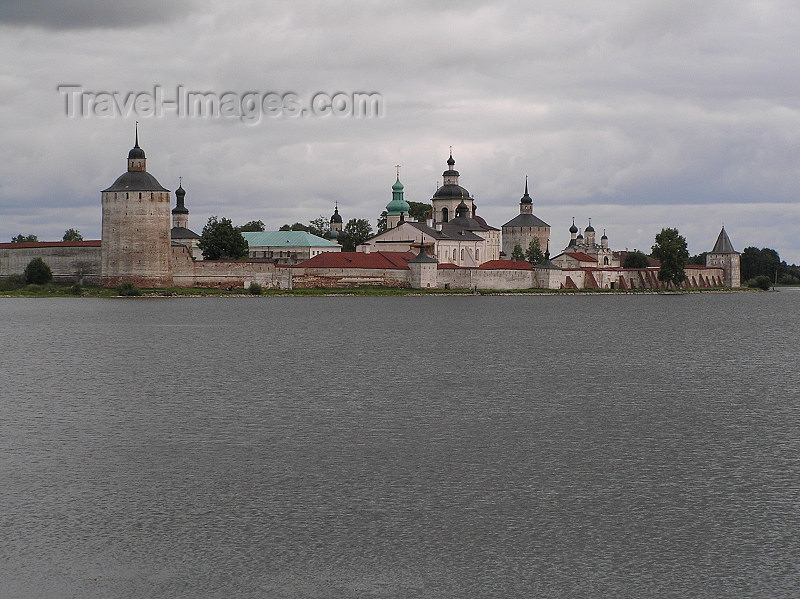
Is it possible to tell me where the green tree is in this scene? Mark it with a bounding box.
[651,228,689,288]
[62,228,83,241]
[237,220,265,233]
[748,275,771,291]
[12,234,38,243]
[116,281,142,296]
[339,218,373,252]
[622,250,650,268]
[687,251,707,266]
[308,215,330,238]
[510,244,525,262]
[198,216,249,260]
[525,238,544,265]
[279,222,309,232]
[23,257,53,284]
[377,211,388,234]
[408,201,432,222]
[740,246,780,282]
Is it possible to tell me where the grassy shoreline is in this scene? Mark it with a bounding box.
[0,281,771,298]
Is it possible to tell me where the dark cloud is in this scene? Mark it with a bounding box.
[0,0,194,30]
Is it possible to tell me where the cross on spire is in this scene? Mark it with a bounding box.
[135,121,139,147]
[395,164,401,179]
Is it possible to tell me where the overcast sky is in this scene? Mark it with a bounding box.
[1,0,799,261]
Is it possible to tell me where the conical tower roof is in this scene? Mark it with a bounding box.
[711,227,736,253]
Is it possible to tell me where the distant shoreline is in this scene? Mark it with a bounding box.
[0,286,771,298]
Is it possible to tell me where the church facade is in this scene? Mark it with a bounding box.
[360,153,500,265]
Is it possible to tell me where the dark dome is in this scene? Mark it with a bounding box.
[447,154,455,166]
[175,184,185,197]
[128,145,146,160]
[569,221,578,234]
[432,183,471,201]
[585,224,595,232]
[330,207,343,224]
[102,170,168,193]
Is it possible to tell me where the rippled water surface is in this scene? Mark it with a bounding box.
[1,293,798,598]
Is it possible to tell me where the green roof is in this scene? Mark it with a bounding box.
[241,231,339,247]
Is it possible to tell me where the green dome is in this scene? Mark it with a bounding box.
[386,177,410,215]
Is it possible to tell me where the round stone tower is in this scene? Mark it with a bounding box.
[101,126,172,287]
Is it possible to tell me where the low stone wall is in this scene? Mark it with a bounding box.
[438,268,536,290]
[0,242,101,283]
[0,242,735,292]
[288,267,410,288]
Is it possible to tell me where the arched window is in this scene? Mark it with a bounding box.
[460,249,464,261]
[604,257,609,265]
[476,248,480,262]
[452,248,456,261]
[442,207,449,222]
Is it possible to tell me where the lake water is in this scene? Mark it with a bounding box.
[1,292,798,598]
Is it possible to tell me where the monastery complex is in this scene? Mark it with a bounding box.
[0,132,741,291]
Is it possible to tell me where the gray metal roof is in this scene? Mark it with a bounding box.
[711,227,736,253]
[404,221,484,241]
[102,171,169,193]
[171,226,200,239]
[408,248,439,263]
[502,213,551,228]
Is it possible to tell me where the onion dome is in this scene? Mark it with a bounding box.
[328,228,340,239]
[128,125,146,159]
[386,177,410,215]
[569,218,578,234]
[447,152,455,167]
[449,201,485,232]
[330,205,342,224]
[520,178,532,205]
[601,230,607,240]
[585,219,595,233]
[172,183,188,214]
[128,145,145,160]
[576,229,584,240]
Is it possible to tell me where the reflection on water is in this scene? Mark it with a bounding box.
[1,293,798,598]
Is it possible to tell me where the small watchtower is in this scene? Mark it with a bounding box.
[706,227,740,287]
